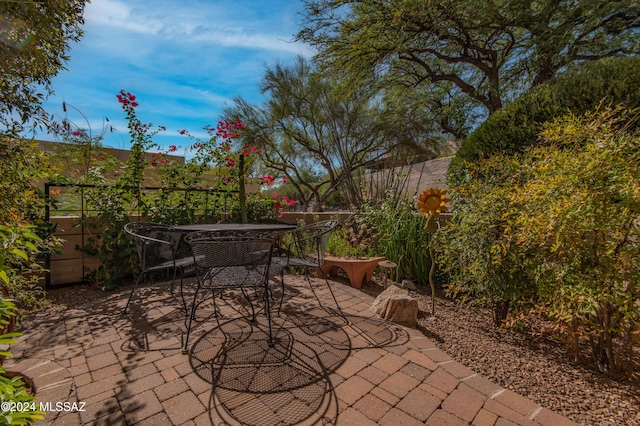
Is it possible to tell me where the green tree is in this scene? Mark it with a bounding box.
[1,0,88,133]
[448,56,640,184]
[298,0,639,135]
[0,0,86,307]
[379,83,467,156]
[226,56,431,210]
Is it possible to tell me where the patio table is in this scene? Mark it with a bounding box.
[174,223,296,234]
[174,223,297,354]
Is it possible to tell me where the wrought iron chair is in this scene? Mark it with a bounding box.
[123,222,194,315]
[271,220,340,314]
[182,235,275,354]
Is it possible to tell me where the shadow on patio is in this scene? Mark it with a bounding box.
[7,276,576,425]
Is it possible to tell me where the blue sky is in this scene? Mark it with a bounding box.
[40,0,313,155]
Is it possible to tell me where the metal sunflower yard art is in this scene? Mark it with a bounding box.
[416,187,450,314]
[417,187,449,226]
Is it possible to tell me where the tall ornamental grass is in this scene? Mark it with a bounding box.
[355,197,431,284]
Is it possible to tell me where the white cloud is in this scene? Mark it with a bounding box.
[84,0,309,55]
[40,0,312,151]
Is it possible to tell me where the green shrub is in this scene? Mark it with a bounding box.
[0,298,45,424]
[514,108,639,376]
[0,216,56,315]
[433,157,536,325]
[437,107,640,376]
[449,57,640,185]
[325,223,355,257]
[0,136,62,313]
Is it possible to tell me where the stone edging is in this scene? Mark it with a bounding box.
[4,358,74,405]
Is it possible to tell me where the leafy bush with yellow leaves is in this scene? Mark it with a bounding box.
[436,107,639,376]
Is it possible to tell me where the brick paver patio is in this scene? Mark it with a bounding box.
[6,275,578,425]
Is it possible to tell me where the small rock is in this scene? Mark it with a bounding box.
[401,279,417,290]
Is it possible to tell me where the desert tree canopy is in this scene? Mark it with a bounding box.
[297,0,640,135]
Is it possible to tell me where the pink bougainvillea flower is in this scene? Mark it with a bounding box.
[282,196,297,206]
[117,90,139,110]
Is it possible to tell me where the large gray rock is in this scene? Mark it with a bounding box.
[370,285,418,327]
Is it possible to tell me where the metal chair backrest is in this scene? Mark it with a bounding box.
[290,220,339,266]
[124,222,184,272]
[185,235,274,289]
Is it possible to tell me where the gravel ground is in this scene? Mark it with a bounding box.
[39,278,639,426]
[360,279,640,426]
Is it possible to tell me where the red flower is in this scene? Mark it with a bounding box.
[282,196,297,206]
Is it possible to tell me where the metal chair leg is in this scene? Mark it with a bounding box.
[277,269,286,315]
[182,284,202,355]
[122,273,145,315]
[265,280,274,347]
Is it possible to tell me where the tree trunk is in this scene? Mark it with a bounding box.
[492,300,510,326]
